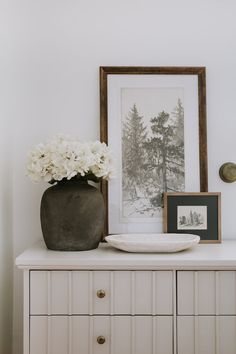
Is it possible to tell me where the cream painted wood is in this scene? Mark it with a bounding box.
[177,316,236,354]
[23,270,30,354]
[218,271,236,314]
[17,242,236,354]
[30,316,173,354]
[16,241,236,270]
[30,271,48,315]
[177,271,236,315]
[71,271,90,315]
[30,270,173,315]
[93,271,111,315]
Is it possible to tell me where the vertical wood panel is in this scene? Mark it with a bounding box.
[194,317,199,354]
[72,271,90,314]
[110,316,114,354]
[72,316,90,354]
[177,316,195,354]
[177,271,195,315]
[131,316,135,354]
[68,316,72,354]
[23,270,30,354]
[134,271,152,314]
[93,272,110,314]
[219,271,236,314]
[152,272,156,316]
[30,271,48,315]
[113,271,132,314]
[110,272,114,315]
[131,271,135,316]
[47,272,51,315]
[47,317,51,354]
[152,316,156,354]
[215,271,220,316]
[50,317,68,354]
[219,316,236,354]
[93,316,110,354]
[89,316,93,354]
[215,316,220,354]
[155,271,173,315]
[198,271,216,314]
[68,271,72,316]
[51,271,69,314]
[89,271,93,316]
[155,316,173,354]
[135,317,152,354]
[198,316,215,354]
[30,316,48,354]
[172,270,177,354]
[113,316,132,354]
[194,271,199,315]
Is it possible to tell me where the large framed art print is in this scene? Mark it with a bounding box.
[100,67,208,236]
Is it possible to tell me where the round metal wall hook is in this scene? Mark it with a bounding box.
[219,162,236,183]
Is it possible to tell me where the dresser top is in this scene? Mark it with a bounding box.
[15,240,236,270]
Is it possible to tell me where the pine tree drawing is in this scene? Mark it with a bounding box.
[122,104,147,202]
[121,97,185,217]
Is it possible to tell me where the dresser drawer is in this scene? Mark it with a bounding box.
[178,316,236,354]
[30,315,173,354]
[30,270,173,315]
[177,271,236,315]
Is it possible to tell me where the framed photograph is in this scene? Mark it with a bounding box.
[100,66,207,235]
[163,192,221,243]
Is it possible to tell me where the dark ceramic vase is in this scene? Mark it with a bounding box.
[40,179,104,251]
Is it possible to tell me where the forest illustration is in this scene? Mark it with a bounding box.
[122,98,185,218]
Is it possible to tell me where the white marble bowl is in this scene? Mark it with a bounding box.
[105,233,200,253]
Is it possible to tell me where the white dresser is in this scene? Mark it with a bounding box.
[16,241,236,354]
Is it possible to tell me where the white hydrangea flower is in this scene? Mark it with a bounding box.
[26,136,115,183]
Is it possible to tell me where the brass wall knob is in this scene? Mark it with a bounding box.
[97,336,106,344]
[97,289,106,298]
[219,162,236,183]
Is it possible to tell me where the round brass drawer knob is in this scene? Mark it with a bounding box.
[97,336,106,344]
[97,289,106,298]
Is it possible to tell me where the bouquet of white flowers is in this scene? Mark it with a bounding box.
[27,135,115,183]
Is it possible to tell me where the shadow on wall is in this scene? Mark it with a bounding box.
[0,134,13,354]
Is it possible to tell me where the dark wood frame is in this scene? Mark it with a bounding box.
[100,66,208,236]
[163,192,221,243]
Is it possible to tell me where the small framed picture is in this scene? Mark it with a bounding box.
[163,192,221,243]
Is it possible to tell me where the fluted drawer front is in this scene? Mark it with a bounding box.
[178,316,236,354]
[30,270,173,315]
[177,271,236,315]
[30,315,173,354]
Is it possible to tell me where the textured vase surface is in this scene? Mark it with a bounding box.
[40,179,104,251]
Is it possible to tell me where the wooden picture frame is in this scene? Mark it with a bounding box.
[100,66,208,236]
[163,192,221,243]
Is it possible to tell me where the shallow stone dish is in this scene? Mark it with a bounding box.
[105,233,200,253]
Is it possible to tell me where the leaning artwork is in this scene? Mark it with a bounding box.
[100,67,207,234]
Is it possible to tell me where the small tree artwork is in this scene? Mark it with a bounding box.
[121,88,185,219]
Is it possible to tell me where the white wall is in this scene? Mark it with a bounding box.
[1,0,236,353]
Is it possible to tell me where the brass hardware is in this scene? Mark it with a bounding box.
[97,336,106,344]
[219,162,236,183]
[97,289,106,298]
